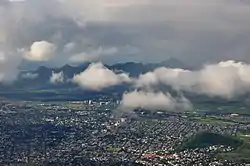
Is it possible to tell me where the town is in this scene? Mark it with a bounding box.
[0,100,249,166]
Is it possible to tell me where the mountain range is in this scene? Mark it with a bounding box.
[1,58,249,103]
[0,58,195,101]
[14,58,190,90]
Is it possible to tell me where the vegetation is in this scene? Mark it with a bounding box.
[178,132,242,151]
[195,103,250,115]
[190,117,237,125]
[106,146,122,152]
[178,131,250,163]
[217,132,250,163]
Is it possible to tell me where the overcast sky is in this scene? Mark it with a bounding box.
[1,0,250,73]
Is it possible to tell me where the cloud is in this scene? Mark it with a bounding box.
[136,60,250,99]
[72,62,131,91]
[0,51,22,83]
[107,0,250,65]
[24,41,56,61]
[69,47,118,64]
[119,90,192,112]
[2,0,250,81]
[21,72,38,79]
[50,71,64,84]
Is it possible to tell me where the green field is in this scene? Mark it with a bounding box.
[106,145,122,152]
[190,116,237,125]
[218,132,250,163]
[195,103,250,115]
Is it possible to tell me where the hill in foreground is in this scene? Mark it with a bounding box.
[178,132,242,151]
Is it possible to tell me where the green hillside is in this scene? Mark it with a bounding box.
[178,132,242,151]
[218,132,250,163]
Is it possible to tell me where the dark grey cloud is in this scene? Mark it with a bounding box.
[1,0,250,81]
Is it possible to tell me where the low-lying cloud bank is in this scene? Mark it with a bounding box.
[69,60,250,112]
[136,60,250,99]
[72,62,131,91]
[68,60,250,100]
[119,90,192,112]
[70,62,193,112]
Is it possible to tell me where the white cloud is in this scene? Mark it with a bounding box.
[24,41,56,62]
[120,90,192,112]
[69,47,118,63]
[136,60,250,99]
[72,62,131,91]
[50,71,64,84]
[21,72,38,79]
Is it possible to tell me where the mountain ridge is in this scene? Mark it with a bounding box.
[10,58,190,91]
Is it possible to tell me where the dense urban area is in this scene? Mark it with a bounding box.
[0,99,250,166]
